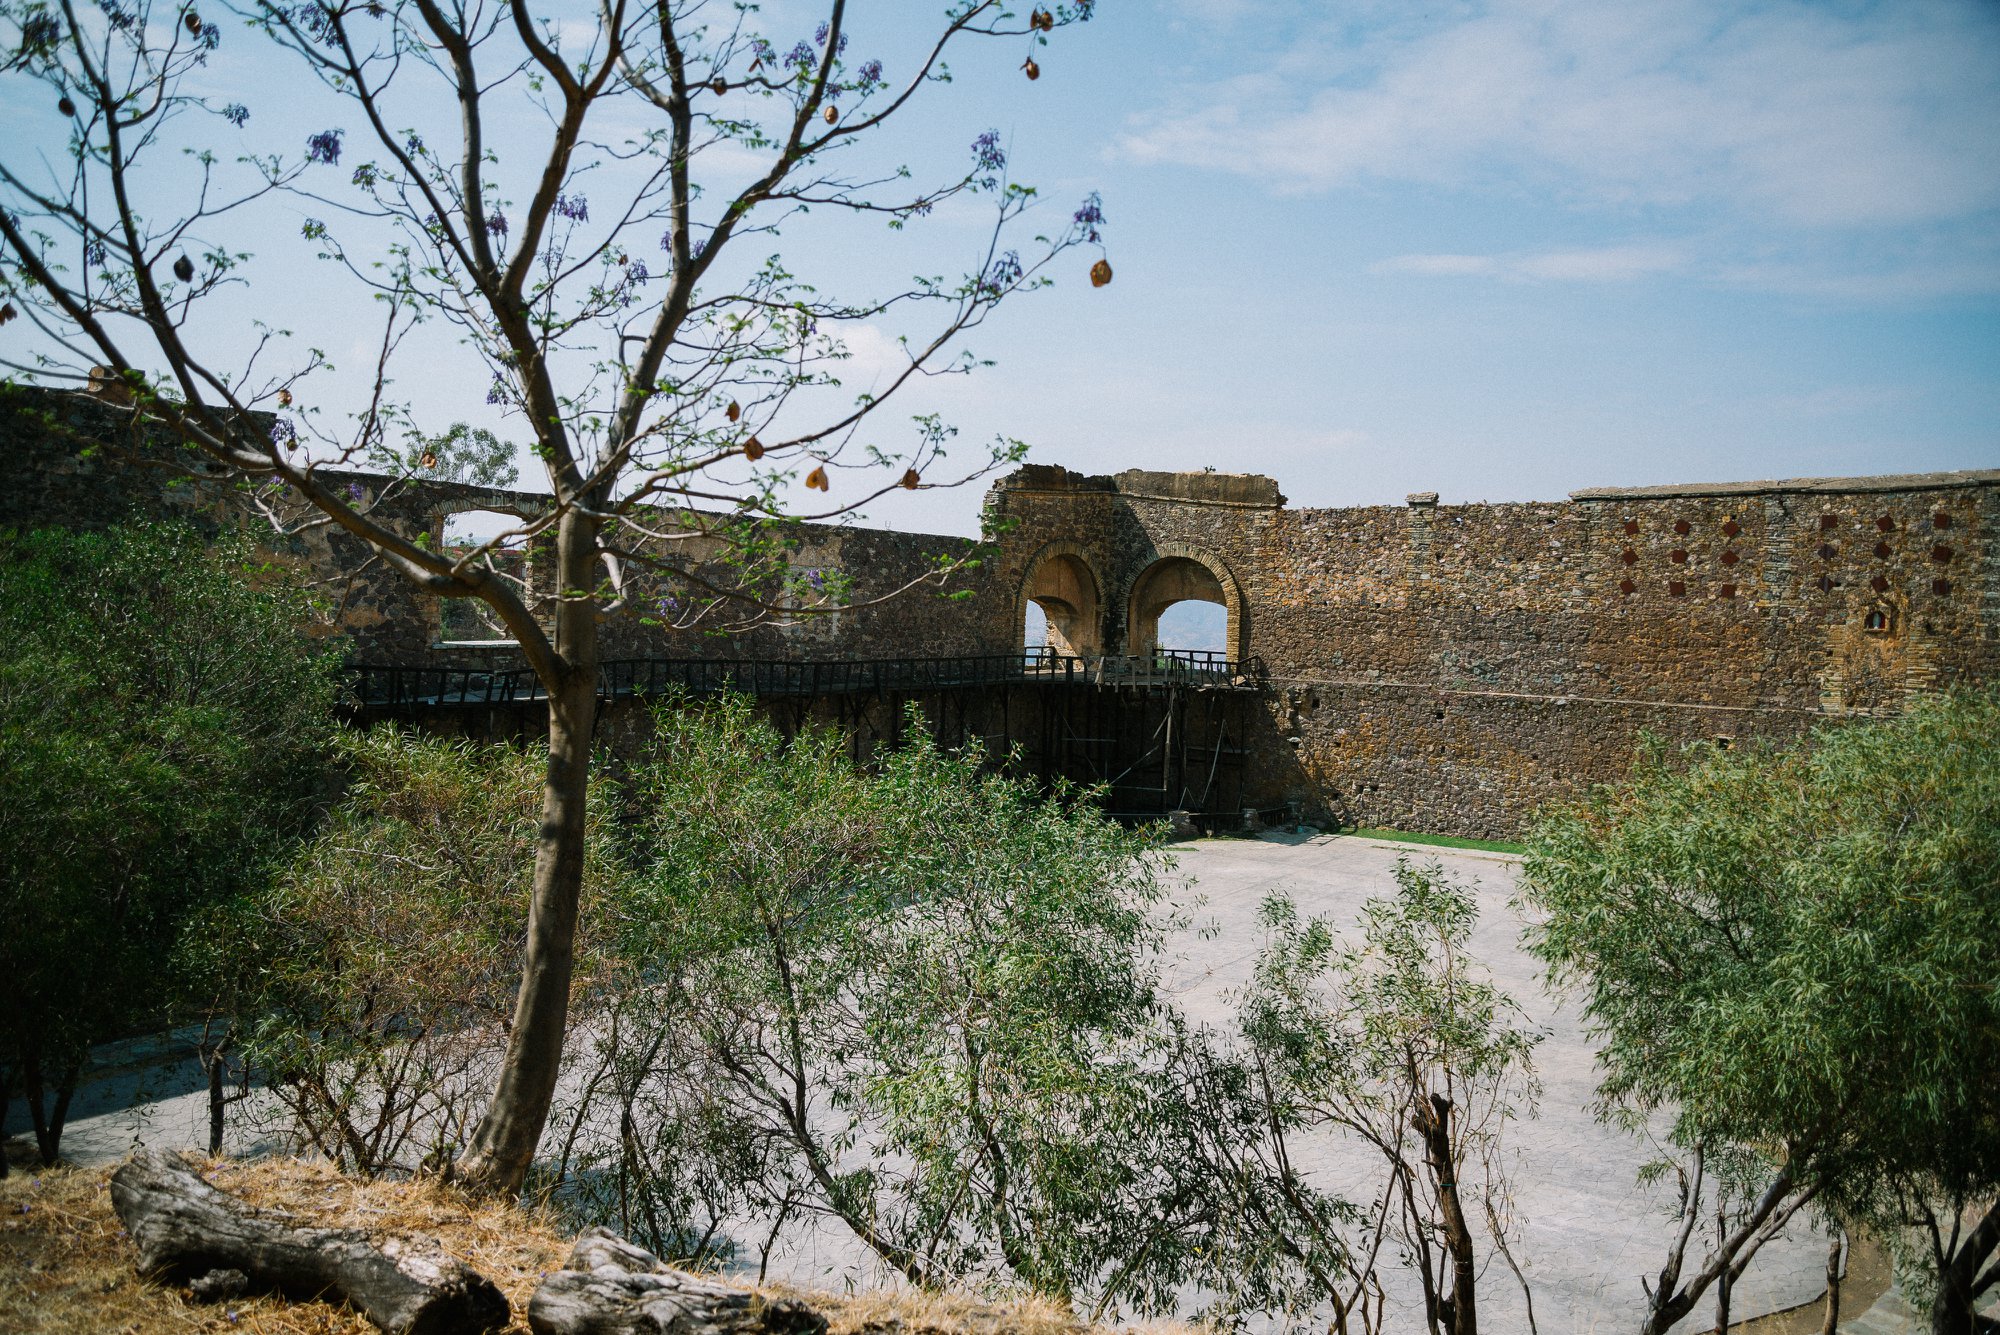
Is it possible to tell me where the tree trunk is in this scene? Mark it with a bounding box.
[110,1149,508,1335]
[527,1227,826,1335]
[1713,1253,1730,1333]
[23,1054,77,1166]
[206,1043,227,1156]
[455,511,601,1198]
[0,1060,11,1179]
[1931,1200,2000,1335]
[1819,1230,1843,1335]
[1414,1092,1478,1335]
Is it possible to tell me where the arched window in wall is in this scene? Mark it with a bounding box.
[437,507,535,645]
[1128,555,1231,663]
[1020,550,1102,661]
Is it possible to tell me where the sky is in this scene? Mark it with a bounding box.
[4,0,1998,539]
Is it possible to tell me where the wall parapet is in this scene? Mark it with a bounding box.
[1571,468,2000,501]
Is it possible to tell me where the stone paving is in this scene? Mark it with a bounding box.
[1154,833,1850,1335]
[1,832,1942,1332]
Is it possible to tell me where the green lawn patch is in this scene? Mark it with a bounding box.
[1342,827,1527,856]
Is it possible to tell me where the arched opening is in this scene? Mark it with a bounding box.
[436,507,534,645]
[1020,549,1102,661]
[1128,554,1233,662]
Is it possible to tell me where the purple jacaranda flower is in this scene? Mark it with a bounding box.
[553,193,588,222]
[486,211,508,237]
[83,238,108,267]
[269,417,297,447]
[486,373,509,405]
[404,132,424,154]
[221,102,249,127]
[980,250,1022,296]
[857,59,882,84]
[346,480,367,502]
[785,40,813,73]
[305,128,343,165]
[972,129,1005,176]
[293,2,336,41]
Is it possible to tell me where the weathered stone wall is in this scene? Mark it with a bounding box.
[0,387,1017,669]
[9,385,1995,839]
[986,463,1999,838]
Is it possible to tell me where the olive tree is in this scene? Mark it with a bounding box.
[0,523,339,1169]
[0,0,1109,1194]
[1521,689,2000,1335]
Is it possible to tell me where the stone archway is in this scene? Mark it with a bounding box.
[1125,542,1247,660]
[433,502,540,645]
[1019,542,1105,658]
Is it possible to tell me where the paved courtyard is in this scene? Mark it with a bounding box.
[1154,833,1858,1335]
[6,833,1928,1332]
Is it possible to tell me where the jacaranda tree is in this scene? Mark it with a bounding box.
[0,0,1108,1194]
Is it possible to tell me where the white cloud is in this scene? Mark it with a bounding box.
[1119,0,2000,230]
[1377,243,1687,283]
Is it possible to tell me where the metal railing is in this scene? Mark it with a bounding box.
[350,649,1259,709]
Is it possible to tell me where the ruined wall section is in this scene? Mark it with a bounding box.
[0,387,1015,668]
[986,461,1999,839]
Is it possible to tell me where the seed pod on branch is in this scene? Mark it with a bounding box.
[710,77,727,95]
[805,465,829,492]
[1090,258,1112,288]
[183,11,201,33]
[1032,9,1055,31]
[726,400,741,422]
[58,95,75,116]
[901,468,920,490]
[276,388,292,407]
[1022,58,1040,80]
[823,105,838,124]
[173,254,195,282]
[742,436,765,461]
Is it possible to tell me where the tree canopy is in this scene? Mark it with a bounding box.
[0,523,341,1167]
[1522,688,2000,1331]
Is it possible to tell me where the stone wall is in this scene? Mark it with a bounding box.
[0,386,1017,670]
[9,385,1996,839]
[986,464,1999,838]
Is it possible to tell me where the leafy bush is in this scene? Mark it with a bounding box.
[543,697,1186,1303]
[1522,688,2000,1332]
[241,727,621,1178]
[0,523,340,1166]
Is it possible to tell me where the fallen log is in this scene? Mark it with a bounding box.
[528,1228,828,1335]
[109,1149,508,1335]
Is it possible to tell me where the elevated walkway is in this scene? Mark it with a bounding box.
[349,650,1266,710]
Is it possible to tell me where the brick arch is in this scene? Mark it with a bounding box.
[1125,541,1247,660]
[1019,540,1106,657]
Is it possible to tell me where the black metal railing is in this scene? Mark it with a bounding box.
[350,649,1260,709]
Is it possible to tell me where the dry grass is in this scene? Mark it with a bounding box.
[0,1151,570,1334]
[0,1151,1152,1335]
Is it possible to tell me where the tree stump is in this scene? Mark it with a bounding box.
[528,1228,828,1335]
[109,1149,508,1335]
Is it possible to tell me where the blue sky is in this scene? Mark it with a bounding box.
[5,0,1997,539]
[865,0,2000,534]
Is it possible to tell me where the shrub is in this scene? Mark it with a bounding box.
[0,523,339,1166]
